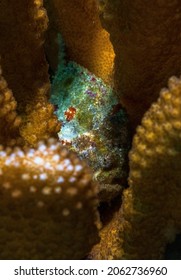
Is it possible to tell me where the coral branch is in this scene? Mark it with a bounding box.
[98,0,181,129]
[91,75,181,259]
[44,0,115,84]
[0,139,99,259]
[0,67,22,146]
[0,0,60,145]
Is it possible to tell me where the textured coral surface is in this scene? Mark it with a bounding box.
[0,0,60,146]
[0,139,99,259]
[0,68,22,146]
[91,75,181,259]
[98,0,181,129]
[44,0,115,84]
[0,0,100,260]
[1,0,181,261]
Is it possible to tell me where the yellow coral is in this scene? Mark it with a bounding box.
[0,0,60,145]
[0,67,22,146]
[91,75,181,259]
[0,138,99,259]
[45,0,115,84]
[19,85,60,146]
[98,0,181,129]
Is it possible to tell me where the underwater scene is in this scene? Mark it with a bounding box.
[0,0,181,260]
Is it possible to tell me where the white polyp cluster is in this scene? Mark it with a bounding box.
[0,139,94,217]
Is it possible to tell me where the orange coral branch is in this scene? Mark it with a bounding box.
[0,0,60,145]
[98,0,181,129]
[45,0,115,84]
[91,75,181,259]
[0,67,22,146]
[0,139,100,259]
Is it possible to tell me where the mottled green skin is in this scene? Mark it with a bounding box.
[50,35,130,202]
